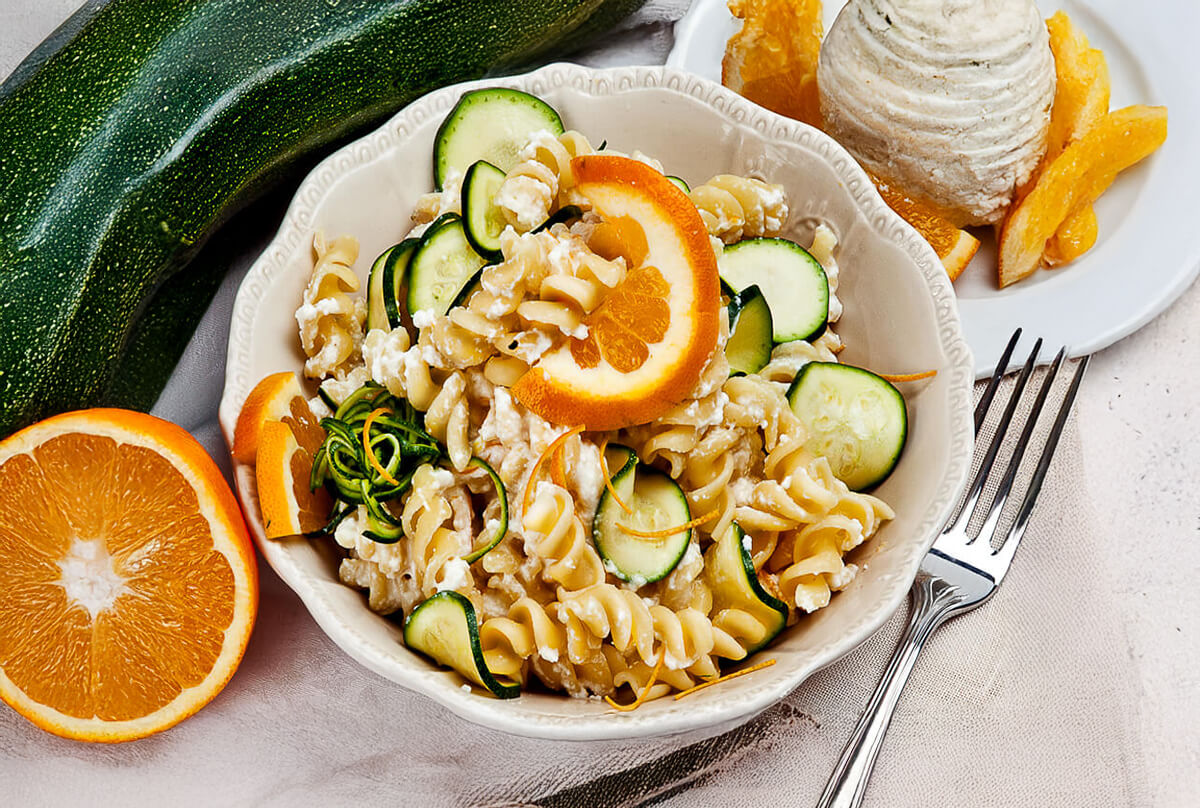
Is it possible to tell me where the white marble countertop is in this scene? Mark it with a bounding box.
[1,2,1197,806]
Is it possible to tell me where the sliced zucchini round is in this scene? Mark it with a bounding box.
[366,245,397,332]
[407,214,488,317]
[366,238,418,331]
[725,285,773,377]
[786,362,907,491]
[719,237,829,343]
[434,88,564,189]
[593,458,691,585]
[461,160,508,261]
[404,591,520,699]
[705,523,787,656]
[666,175,690,193]
[460,457,508,563]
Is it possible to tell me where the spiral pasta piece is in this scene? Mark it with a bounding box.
[297,233,366,379]
[521,482,605,591]
[479,597,567,680]
[496,130,599,232]
[689,175,789,244]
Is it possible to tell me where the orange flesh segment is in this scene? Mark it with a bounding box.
[0,409,256,741]
[512,155,721,431]
[722,0,824,129]
[999,105,1167,287]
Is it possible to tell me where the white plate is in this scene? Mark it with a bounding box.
[219,63,974,740]
[670,0,1200,377]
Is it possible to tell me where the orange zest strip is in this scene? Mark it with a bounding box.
[878,370,938,383]
[597,439,634,516]
[673,658,777,700]
[552,441,569,488]
[522,425,586,518]
[604,653,666,712]
[362,408,400,486]
[617,508,719,539]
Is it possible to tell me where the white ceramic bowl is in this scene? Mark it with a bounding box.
[218,63,974,741]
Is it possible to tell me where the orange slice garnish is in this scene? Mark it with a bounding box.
[873,178,980,282]
[999,105,1167,287]
[722,0,824,129]
[256,418,332,539]
[232,371,319,464]
[512,156,721,431]
[0,409,257,742]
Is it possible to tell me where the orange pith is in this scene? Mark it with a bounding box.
[0,409,257,742]
[873,178,980,281]
[511,155,721,431]
[999,105,1167,287]
[722,0,824,129]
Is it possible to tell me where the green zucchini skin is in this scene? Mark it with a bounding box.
[0,0,647,437]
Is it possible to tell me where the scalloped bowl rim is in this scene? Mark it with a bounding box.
[218,63,974,741]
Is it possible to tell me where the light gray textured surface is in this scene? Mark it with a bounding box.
[1,2,1197,806]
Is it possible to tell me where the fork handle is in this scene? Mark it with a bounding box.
[816,573,968,808]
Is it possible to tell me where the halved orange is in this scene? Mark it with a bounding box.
[232,371,308,463]
[722,0,824,129]
[512,155,721,430]
[0,409,257,742]
[999,105,1167,287]
[874,178,981,281]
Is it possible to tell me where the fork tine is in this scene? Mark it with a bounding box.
[971,347,1066,548]
[991,355,1090,573]
[945,337,1042,534]
[975,328,1023,433]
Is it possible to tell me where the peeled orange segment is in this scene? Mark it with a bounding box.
[232,371,311,463]
[512,155,721,431]
[1035,11,1111,268]
[722,0,824,128]
[256,418,332,539]
[999,105,1167,287]
[1045,11,1111,164]
[874,179,981,281]
[0,409,257,742]
[1045,205,1099,267]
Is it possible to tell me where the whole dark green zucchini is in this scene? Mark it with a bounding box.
[0,0,644,436]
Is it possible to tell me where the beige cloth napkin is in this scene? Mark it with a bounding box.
[0,2,1148,805]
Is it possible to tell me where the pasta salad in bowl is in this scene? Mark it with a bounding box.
[219,64,974,739]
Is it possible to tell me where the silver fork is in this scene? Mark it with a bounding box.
[816,330,1089,808]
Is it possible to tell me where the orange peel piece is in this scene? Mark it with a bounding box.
[512,156,720,431]
[999,105,1167,288]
